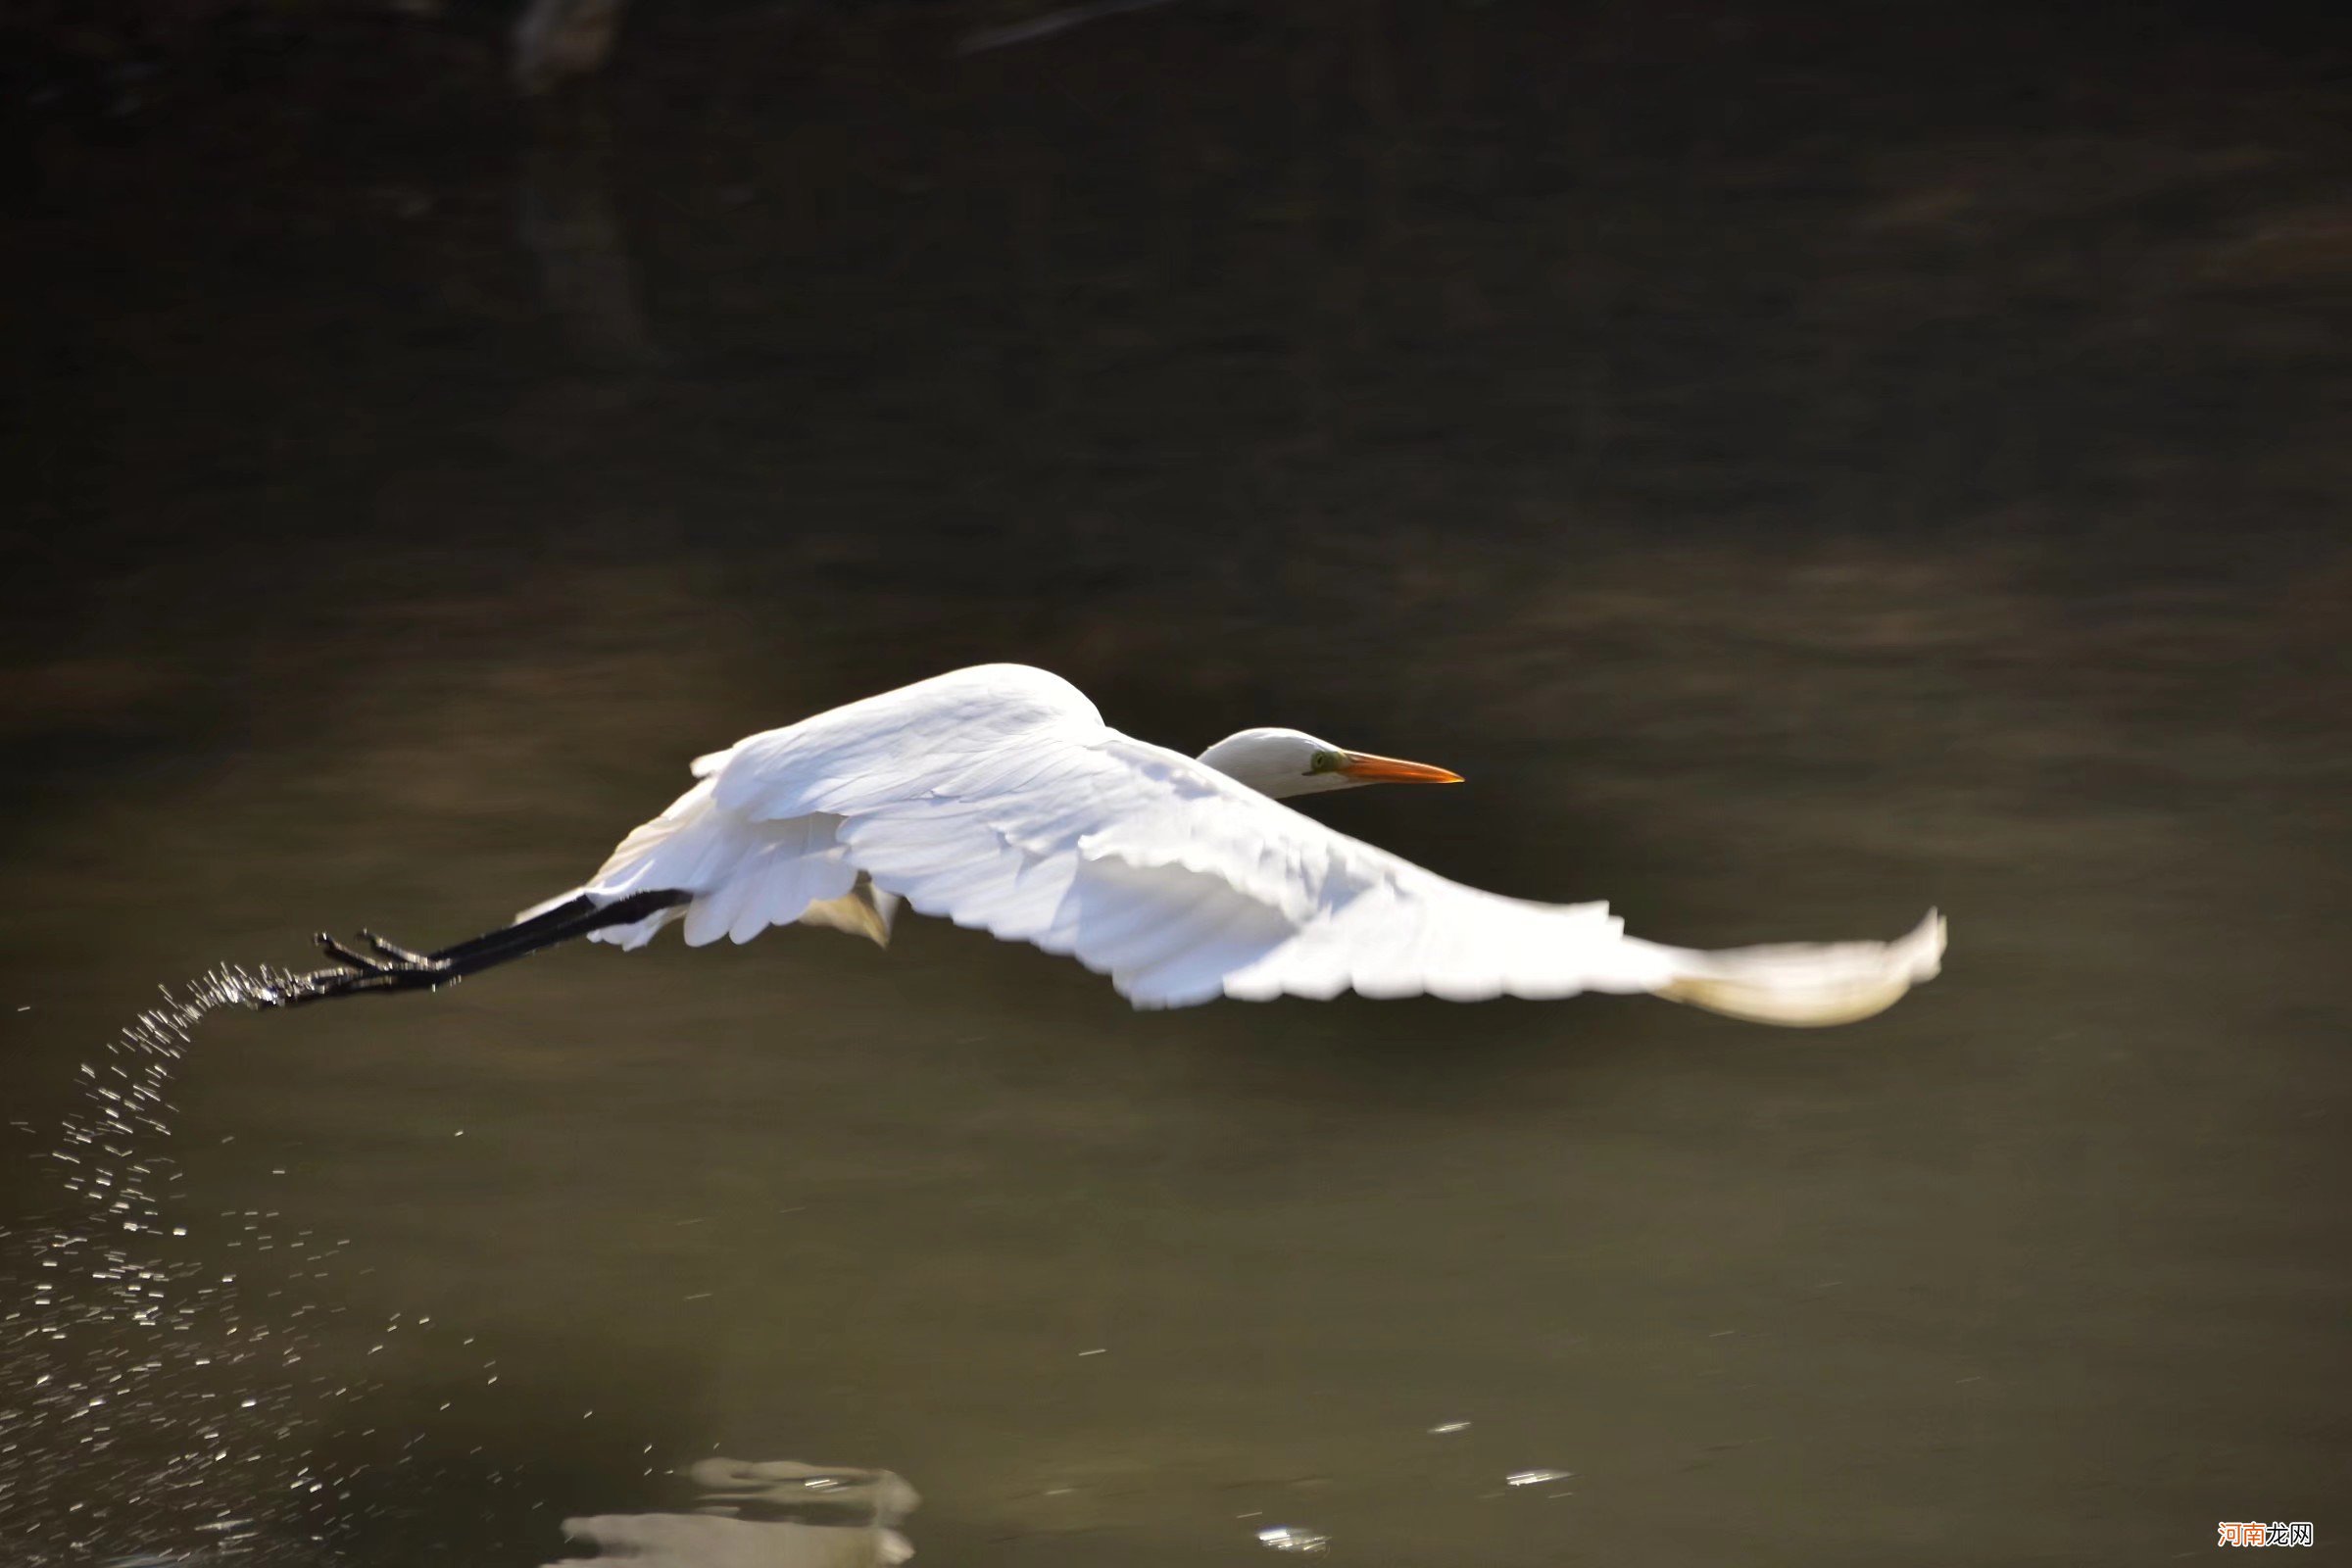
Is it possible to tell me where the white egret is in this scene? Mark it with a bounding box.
[274,663,1944,1024]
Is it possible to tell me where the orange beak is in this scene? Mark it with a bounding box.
[1336,751,1464,785]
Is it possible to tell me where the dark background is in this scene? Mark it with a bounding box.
[3,1,2349,1563]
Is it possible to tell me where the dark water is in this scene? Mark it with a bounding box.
[5,2,2349,1563]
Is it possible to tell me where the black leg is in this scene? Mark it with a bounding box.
[259,889,692,1007]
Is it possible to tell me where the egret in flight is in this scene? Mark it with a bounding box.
[270,663,1943,1024]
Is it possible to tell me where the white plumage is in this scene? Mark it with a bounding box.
[532,663,1944,1023]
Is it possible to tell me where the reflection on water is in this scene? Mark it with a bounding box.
[519,104,666,373]
[4,0,2349,1563]
[548,1458,917,1567]
[1250,1523,1327,1555]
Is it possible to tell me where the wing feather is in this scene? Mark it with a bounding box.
[564,665,1944,1022]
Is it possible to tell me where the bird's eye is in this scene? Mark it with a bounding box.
[1307,749,1343,774]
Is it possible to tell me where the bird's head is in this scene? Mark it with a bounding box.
[1195,727,1464,801]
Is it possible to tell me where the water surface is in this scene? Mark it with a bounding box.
[4,3,2348,1563]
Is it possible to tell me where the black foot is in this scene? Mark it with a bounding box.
[358,928,437,966]
[253,931,462,1008]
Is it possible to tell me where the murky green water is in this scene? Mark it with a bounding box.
[4,3,2348,1563]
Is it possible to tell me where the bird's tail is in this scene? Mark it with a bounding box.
[1631,909,1946,1027]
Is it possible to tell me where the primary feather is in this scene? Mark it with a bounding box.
[530,664,1944,1023]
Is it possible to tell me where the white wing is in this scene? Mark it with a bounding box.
[548,664,1944,1024]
